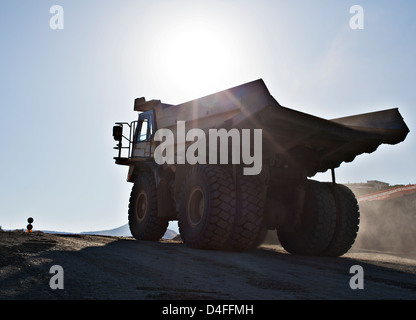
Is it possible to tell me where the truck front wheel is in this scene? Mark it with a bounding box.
[178,165,235,250]
[128,172,169,241]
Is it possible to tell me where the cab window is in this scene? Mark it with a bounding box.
[138,119,149,142]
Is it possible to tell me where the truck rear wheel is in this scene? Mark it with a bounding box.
[322,183,360,257]
[178,165,235,250]
[277,180,337,256]
[128,172,169,241]
[225,174,267,251]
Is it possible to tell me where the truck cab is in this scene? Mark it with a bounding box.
[133,110,155,159]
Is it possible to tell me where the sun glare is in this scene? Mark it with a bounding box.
[151,18,241,102]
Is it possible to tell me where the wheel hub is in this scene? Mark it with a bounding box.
[187,186,205,228]
[135,190,148,222]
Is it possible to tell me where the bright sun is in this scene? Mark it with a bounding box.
[150,18,242,102]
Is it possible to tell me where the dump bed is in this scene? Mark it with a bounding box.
[134,79,409,176]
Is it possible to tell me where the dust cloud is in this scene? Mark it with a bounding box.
[262,190,416,256]
[355,193,416,254]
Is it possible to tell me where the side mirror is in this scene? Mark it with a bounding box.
[113,125,123,141]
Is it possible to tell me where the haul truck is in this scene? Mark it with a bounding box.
[112,79,409,256]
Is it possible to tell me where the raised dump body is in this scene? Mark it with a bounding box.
[120,79,408,177]
[113,79,409,256]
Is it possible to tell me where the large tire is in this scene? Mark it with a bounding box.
[225,174,267,251]
[128,172,169,241]
[178,165,236,250]
[277,180,337,256]
[322,183,360,257]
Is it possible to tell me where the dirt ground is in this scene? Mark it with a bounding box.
[1,230,415,300]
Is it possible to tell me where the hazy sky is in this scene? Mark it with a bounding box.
[1,0,415,232]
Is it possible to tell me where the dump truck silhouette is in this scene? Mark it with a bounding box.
[112,79,409,256]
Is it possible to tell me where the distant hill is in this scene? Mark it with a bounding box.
[81,224,178,240]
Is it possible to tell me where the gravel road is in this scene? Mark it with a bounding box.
[1,230,415,300]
